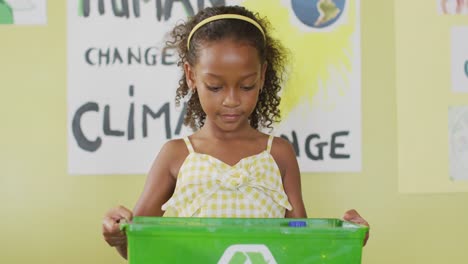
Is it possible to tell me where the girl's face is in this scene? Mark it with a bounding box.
[185,39,267,133]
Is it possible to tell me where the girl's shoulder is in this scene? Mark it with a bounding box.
[255,132,289,150]
[254,132,293,153]
[157,138,191,165]
[270,135,293,150]
[156,137,192,178]
[160,137,190,157]
[269,135,297,173]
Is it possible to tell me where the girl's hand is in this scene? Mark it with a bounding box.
[343,209,370,246]
[102,206,133,247]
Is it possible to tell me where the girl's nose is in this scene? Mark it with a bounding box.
[222,88,241,107]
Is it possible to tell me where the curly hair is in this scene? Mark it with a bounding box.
[167,5,288,130]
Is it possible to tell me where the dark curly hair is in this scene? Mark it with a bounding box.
[168,5,288,130]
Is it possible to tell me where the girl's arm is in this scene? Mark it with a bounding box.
[271,137,307,218]
[133,139,185,216]
[102,139,186,259]
[270,138,370,245]
[343,209,370,246]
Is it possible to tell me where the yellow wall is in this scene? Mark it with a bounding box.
[396,0,468,193]
[1,1,467,263]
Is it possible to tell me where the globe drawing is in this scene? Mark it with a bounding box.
[291,0,346,29]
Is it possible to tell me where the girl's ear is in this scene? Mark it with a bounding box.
[184,62,196,90]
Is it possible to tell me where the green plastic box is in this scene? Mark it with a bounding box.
[122,217,368,264]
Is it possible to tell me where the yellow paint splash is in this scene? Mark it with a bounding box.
[243,0,356,118]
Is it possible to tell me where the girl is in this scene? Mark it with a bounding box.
[102,5,369,259]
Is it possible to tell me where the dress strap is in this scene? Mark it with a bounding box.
[266,135,274,153]
[183,137,194,153]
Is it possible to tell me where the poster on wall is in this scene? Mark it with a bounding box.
[438,0,468,15]
[449,106,468,181]
[396,0,468,193]
[448,26,468,181]
[0,0,47,25]
[451,26,468,93]
[67,0,361,175]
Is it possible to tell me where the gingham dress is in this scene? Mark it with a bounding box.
[161,135,292,218]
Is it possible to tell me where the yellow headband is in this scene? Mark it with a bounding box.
[187,14,266,50]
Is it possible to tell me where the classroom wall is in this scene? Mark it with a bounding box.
[1,1,467,263]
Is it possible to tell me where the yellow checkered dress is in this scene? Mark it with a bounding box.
[162,135,292,218]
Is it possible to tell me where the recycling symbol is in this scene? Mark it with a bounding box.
[217,244,278,264]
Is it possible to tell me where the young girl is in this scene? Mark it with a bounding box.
[102,5,369,259]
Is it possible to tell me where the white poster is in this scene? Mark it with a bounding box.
[438,0,468,15]
[451,26,468,93]
[449,106,468,180]
[0,0,47,25]
[67,0,361,175]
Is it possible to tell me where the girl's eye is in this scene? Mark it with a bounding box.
[241,86,255,91]
[207,86,222,92]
